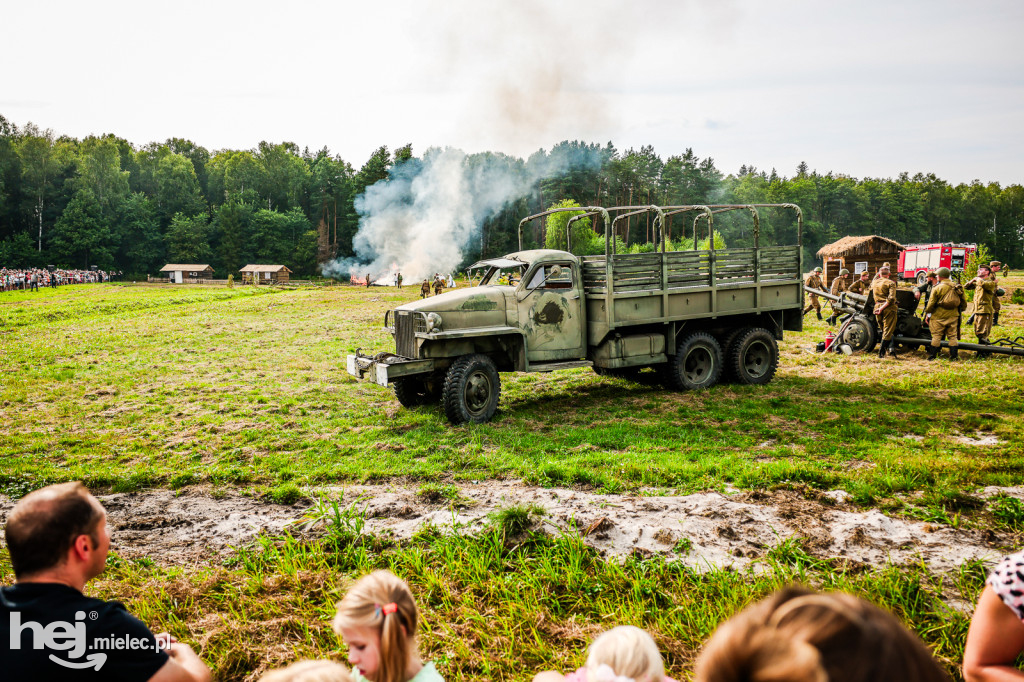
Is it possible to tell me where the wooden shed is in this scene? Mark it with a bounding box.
[159,264,214,284]
[239,264,292,284]
[816,236,904,286]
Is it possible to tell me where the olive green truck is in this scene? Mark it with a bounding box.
[347,204,804,423]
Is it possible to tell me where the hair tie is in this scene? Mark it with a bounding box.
[378,602,398,616]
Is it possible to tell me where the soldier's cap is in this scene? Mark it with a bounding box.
[860,271,870,277]
[936,267,950,278]
[814,266,822,272]
[990,260,1002,268]
[882,262,890,268]
[878,266,890,273]
[839,268,849,275]
[926,270,937,278]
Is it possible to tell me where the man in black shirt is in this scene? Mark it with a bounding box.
[1,482,211,681]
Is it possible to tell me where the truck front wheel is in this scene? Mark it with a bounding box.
[664,332,723,391]
[443,354,501,424]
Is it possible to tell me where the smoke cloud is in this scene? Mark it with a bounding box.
[321,147,600,282]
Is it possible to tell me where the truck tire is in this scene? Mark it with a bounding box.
[728,327,778,385]
[393,375,439,408]
[916,271,927,286]
[443,354,500,424]
[718,326,753,382]
[839,314,877,353]
[664,332,723,391]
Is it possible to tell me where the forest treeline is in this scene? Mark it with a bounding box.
[1,113,1021,277]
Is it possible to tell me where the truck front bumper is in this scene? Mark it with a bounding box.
[346,352,436,386]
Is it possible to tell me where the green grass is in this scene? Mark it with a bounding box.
[0,520,986,681]
[1,279,1023,680]
[1,280,1022,512]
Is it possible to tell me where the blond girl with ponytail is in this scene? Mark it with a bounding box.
[332,571,443,682]
[533,626,676,682]
[693,587,949,682]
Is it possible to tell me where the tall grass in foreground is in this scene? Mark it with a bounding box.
[0,523,986,681]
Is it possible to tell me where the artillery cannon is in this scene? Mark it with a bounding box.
[804,284,1024,358]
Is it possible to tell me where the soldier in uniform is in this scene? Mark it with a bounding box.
[803,266,825,320]
[872,265,899,358]
[923,267,963,361]
[826,268,850,325]
[964,265,997,354]
[990,260,1002,325]
[396,272,403,289]
[365,273,372,288]
[420,279,430,298]
[432,275,444,296]
[913,270,938,309]
[848,270,871,296]
[871,262,892,284]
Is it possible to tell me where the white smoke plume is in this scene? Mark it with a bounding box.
[321,147,599,283]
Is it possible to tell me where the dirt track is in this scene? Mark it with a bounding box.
[2,482,1017,572]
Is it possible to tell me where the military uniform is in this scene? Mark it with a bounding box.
[396,273,403,289]
[432,277,444,296]
[872,276,899,357]
[827,273,849,324]
[849,277,871,296]
[990,263,1002,324]
[420,280,430,298]
[803,271,824,318]
[924,279,963,359]
[965,277,997,343]
[914,279,935,309]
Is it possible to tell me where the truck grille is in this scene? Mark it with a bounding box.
[394,310,417,359]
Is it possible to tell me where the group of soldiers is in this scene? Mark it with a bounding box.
[419,273,451,298]
[804,260,1006,360]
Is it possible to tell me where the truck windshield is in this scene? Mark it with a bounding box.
[479,264,527,286]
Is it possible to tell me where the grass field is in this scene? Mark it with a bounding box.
[1,278,1023,680]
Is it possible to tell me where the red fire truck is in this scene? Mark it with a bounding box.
[898,243,977,285]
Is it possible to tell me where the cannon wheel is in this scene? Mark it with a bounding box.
[840,314,877,353]
[664,332,723,391]
[728,327,779,385]
[443,354,500,424]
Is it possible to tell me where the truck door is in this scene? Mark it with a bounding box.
[516,261,585,362]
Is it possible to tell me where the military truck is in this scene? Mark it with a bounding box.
[347,204,805,423]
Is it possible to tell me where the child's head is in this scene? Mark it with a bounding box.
[259,660,352,682]
[694,587,949,682]
[584,626,666,682]
[332,570,420,682]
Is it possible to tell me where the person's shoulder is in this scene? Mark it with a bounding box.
[412,662,447,682]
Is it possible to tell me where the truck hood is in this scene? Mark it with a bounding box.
[396,287,510,329]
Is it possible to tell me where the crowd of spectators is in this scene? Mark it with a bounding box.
[0,267,117,292]
[2,482,1022,682]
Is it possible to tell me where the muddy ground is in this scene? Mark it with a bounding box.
[2,482,1018,572]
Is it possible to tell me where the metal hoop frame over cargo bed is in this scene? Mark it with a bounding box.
[517,203,804,340]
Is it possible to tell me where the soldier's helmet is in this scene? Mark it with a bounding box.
[936,267,951,278]
[839,268,849,276]
[814,266,822,273]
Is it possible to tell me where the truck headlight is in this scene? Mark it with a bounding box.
[426,312,443,332]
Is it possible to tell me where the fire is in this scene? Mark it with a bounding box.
[350,262,402,286]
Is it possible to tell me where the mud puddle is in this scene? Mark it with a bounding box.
[0,483,1013,572]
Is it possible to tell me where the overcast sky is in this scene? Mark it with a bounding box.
[2,0,1022,185]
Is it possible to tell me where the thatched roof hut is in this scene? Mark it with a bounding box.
[158,264,214,283]
[239,264,292,284]
[816,236,904,286]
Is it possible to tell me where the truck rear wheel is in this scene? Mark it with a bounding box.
[916,271,927,286]
[393,375,440,408]
[728,327,778,385]
[443,354,500,424]
[664,332,723,391]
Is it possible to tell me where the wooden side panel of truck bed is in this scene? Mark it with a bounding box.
[580,245,802,341]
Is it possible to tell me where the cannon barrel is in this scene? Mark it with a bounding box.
[804,285,868,315]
